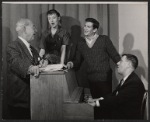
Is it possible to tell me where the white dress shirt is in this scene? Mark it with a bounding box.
[85,34,99,48]
[18,36,33,56]
[121,73,131,86]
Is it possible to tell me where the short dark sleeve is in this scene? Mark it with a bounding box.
[59,29,70,45]
[105,35,121,63]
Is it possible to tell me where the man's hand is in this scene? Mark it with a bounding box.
[87,97,104,107]
[87,97,98,103]
[66,61,73,69]
[88,101,96,107]
[28,65,41,77]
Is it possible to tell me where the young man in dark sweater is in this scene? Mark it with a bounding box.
[67,18,121,119]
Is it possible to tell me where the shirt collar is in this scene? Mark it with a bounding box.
[85,33,99,44]
[18,36,30,48]
[48,25,61,34]
[123,72,132,82]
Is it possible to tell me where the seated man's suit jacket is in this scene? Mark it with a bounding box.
[7,38,39,108]
[99,72,145,119]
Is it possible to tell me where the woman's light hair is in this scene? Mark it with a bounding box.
[16,18,32,32]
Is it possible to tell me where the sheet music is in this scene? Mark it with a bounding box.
[40,64,64,72]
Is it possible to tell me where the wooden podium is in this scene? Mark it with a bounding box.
[30,69,93,120]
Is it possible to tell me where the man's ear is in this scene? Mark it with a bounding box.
[128,61,132,68]
[23,26,27,34]
[58,17,61,21]
[93,28,98,33]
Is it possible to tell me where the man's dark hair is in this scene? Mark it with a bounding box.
[85,18,99,29]
[122,54,138,69]
[47,9,60,17]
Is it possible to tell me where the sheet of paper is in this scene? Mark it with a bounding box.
[40,64,64,72]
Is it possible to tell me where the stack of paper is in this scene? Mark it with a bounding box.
[40,64,64,72]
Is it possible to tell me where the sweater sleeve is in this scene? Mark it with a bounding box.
[105,36,121,64]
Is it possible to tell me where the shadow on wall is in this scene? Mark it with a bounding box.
[122,33,148,90]
[61,16,81,61]
[61,16,89,88]
[61,16,81,34]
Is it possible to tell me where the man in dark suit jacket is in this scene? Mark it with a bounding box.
[88,54,145,120]
[6,18,48,119]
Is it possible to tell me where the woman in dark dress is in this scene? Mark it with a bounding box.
[39,9,70,64]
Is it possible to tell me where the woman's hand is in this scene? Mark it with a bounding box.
[39,59,48,68]
[66,61,73,69]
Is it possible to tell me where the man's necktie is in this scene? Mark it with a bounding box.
[116,79,124,95]
[119,79,124,87]
[29,45,39,65]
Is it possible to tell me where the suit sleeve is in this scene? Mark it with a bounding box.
[7,43,31,78]
[100,81,143,110]
[105,36,121,63]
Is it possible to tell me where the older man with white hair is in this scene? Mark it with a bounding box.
[6,18,47,119]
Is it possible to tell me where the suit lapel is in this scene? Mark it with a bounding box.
[30,45,40,65]
[17,38,33,63]
[114,72,135,96]
[121,72,134,87]
[114,80,122,92]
